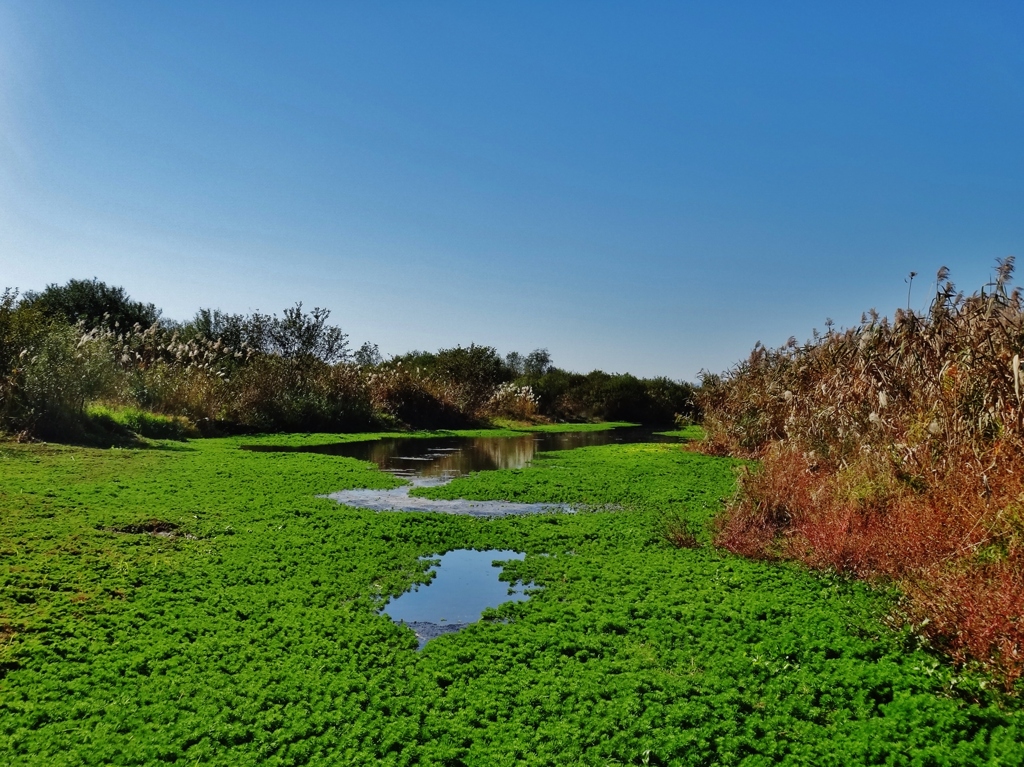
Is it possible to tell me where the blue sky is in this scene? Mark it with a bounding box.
[1,1,1022,379]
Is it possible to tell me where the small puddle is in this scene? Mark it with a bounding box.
[384,549,529,648]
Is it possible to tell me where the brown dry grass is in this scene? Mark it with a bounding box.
[700,260,1024,688]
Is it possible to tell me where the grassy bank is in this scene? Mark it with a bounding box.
[1,431,1023,765]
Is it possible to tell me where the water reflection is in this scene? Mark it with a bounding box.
[383,549,528,648]
[245,425,678,485]
[321,485,571,517]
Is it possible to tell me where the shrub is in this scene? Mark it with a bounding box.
[701,260,1024,686]
[364,363,469,429]
[659,511,700,549]
[406,344,513,416]
[486,382,539,420]
[3,281,695,437]
[527,368,698,423]
[0,298,118,437]
[21,324,118,436]
[220,355,373,432]
[0,290,47,432]
[86,404,198,440]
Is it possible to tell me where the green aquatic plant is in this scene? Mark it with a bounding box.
[0,433,1022,764]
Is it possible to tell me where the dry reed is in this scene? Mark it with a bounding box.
[700,259,1024,687]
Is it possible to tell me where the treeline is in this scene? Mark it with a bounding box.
[698,260,1024,687]
[0,278,697,439]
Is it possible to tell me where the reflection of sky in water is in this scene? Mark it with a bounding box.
[321,485,572,517]
[383,549,528,647]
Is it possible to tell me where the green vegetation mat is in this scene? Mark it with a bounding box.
[1,432,1022,765]
[234,420,637,448]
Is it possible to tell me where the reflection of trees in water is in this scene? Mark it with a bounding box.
[472,436,538,470]
[359,441,402,467]
[415,436,538,479]
[301,427,672,480]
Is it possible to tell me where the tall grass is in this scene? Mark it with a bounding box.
[85,404,199,440]
[700,259,1024,686]
[2,281,699,438]
[0,291,119,438]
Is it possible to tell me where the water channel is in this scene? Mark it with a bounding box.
[245,425,679,644]
[242,425,679,486]
[254,425,682,516]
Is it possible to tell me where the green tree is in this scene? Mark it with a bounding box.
[267,303,349,363]
[22,278,161,331]
[432,344,511,413]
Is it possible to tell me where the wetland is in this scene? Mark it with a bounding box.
[381,549,529,649]
[1,424,1023,765]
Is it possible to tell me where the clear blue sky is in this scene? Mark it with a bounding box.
[2,1,1021,379]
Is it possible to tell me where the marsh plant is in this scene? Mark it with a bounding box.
[0,290,118,437]
[9,437,1021,764]
[487,382,540,420]
[1,278,700,438]
[700,259,1024,686]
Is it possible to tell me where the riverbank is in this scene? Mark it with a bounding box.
[1,429,1022,764]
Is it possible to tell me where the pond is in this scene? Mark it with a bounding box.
[383,549,529,648]
[245,425,680,485]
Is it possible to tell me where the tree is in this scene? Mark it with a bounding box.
[354,342,383,367]
[189,308,248,350]
[505,351,525,376]
[432,344,511,413]
[524,348,552,377]
[267,303,349,363]
[21,278,161,331]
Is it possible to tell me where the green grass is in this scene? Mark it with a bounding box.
[85,404,199,441]
[653,424,706,441]
[234,421,637,449]
[485,419,637,434]
[0,432,1022,765]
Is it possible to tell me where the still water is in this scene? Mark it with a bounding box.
[245,425,679,485]
[383,549,528,648]
[320,485,571,517]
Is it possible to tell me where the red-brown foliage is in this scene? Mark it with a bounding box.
[906,561,1024,685]
[702,261,1024,687]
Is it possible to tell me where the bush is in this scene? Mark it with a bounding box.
[3,281,695,437]
[527,368,698,423]
[86,404,198,440]
[220,355,374,433]
[485,382,539,420]
[364,363,470,429]
[0,292,118,437]
[392,344,512,416]
[20,324,117,436]
[701,260,1024,686]
[0,290,46,433]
